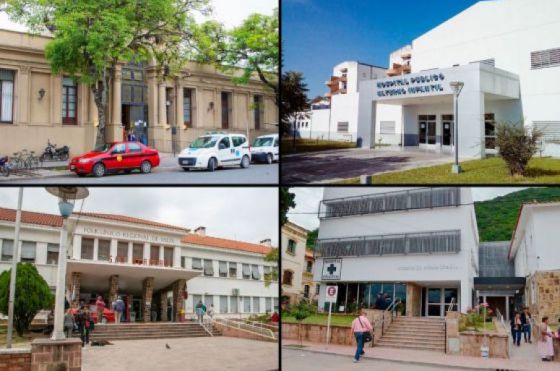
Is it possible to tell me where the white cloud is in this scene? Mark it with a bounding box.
[0,187,278,246]
[288,187,323,231]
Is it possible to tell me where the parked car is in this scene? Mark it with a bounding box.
[178,133,251,171]
[251,134,279,164]
[69,307,116,323]
[69,141,160,177]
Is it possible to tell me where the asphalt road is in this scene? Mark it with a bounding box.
[282,348,470,371]
[2,162,278,184]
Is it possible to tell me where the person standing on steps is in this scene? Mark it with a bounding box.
[350,309,373,363]
[113,296,125,324]
[195,300,204,324]
[95,296,106,324]
[512,311,522,346]
[521,307,532,344]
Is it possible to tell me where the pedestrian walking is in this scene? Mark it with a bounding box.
[350,309,373,363]
[77,307,92,347]
[113,296,125,324]
[538,316,555,361]
[520,307,532,343]
[207,304,215,324]
[512,311,522,346]
[95,296,106,324]
[195,300,204,324]
[63,309,75,338]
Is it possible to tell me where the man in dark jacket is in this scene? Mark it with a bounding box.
[375,293,386,310]
[520,307,532,343]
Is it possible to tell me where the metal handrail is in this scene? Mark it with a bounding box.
[381,298,401,337]
[200,319,214,337]
[448,298,456,312]
[214,317,276,340]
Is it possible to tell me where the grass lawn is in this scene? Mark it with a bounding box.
[339,156,560,184]
[282,313,354,327]
[0,326,44,347]
[281,139,355,155]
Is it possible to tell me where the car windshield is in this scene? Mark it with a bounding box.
[190,137,218,149]
[92,144,111,152]
[253,137,274,147]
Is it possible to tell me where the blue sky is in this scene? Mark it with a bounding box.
[282,0,482,98]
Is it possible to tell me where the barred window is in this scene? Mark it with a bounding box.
[203,260,214,276]
[337,122,349,132]
[192,258,202,270]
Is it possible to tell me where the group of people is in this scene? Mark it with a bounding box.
[195,300,214,324]
[63,306,94,347]
[510,307,533,346]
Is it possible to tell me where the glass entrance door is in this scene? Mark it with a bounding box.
[418,115,437,145]
[426,288,458,317]
[442,115,454,146]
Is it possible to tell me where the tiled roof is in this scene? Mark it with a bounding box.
[75,212,189,233]
[0,207,62,227]
[182,234,274,255]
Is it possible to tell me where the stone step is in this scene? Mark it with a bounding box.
[386,325,444,332]
[379,336,444,345]
[381,333,444,341]
[376,342,445,352]
[89,333,218,341]
[391,318,445,324]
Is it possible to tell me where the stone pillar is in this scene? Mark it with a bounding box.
[31,338,82,371]
[127,241,133,264]
[445,311,461,354]
[93,238,99,261]
[159,82,167,126]
[406,283,422,316]
[160,292,168,322]
[50,74,63,125]
[72,235,82,260]
[106,63,123,142]
[172,279,186,322]
[108,275,119,306]
[70,272,81,307]
[142,277,154,322]
[17,66,30,125]
[158,246,164,266]
[175,81,184,128]
[143,242,150,264]
[110,239,118,263]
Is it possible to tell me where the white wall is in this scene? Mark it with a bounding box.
[281,226,306,296]
[330,93,360,142]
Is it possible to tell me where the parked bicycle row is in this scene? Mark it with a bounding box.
[0,140,70,177]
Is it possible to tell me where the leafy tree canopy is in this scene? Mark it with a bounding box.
[280,187,296,226]
[0,263,54,336]
[306,229,318,250]
[264,247,279,287]
[280,71,309,135]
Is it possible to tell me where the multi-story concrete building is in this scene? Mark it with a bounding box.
[0,207,278,322]
[0,28,278,156]
[280,221,308,305]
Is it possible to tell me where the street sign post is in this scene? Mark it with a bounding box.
[325,285,338,349]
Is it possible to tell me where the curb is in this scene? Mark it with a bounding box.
[282,345,511,371]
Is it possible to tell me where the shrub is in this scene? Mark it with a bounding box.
[495,122,542,176]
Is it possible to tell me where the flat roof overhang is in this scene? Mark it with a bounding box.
[370,63,520,106]
[67,260,201,294]
[474,277,525,291]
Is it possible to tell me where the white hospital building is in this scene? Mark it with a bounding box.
[304,0,560,158]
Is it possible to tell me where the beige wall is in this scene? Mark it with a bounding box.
[281,222,309,300]
[0,29,278,156]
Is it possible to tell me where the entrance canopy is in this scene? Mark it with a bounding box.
[474,277,525,292]
[67,260,201,294]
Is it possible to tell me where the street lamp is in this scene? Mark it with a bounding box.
[45,187,89,340]
[449,81,464,174]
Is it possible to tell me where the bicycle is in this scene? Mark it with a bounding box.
[9,151,26,171]
[0,156,10,177]
[24,151,41,170]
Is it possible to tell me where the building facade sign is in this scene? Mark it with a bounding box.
[80,226,179,245]
[376,73,446,97]
[321,258,342,280]
[397,264,459,271]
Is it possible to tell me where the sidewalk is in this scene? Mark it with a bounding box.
[282,340,558,371]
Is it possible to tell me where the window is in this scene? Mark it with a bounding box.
[282,270,293,286]
[230,296,238,313]
[218,261,228,277]
[243,297,251,313]
[251,265,260,280]
[265,297,272,313]
[20,241,36,263]
[221,92,230,129]
[100,240,112,261]
[253,95,263,130]
[0,69,14,123]
[533,121,560,142]
[112,143,126,154]
[306,260,313,273]
[62,77,77,124]
[485,113,496,149]
[232,136,246,147]
[287,239,296,255]
[192,258,202,270]
[337,122,349,133]
[531,48,560,70]
[117,241,128,263]
[380,121,396,134]
[47,243,59,264]
[180,256,186,268]
[164,247,173,267]
[229,262,237,277]
[242,264,251,279]
[183,88,194,128]
[132,243,143,263]
[273,298,279,311]
[219,296,228,313]
[128,143,142,152]
[263,265,272,278]
[150,245,159,264]
[252,297,260,313]
[204,295,214,309]
[304,285,310,298]
[1,239,13,261]
[316,284,320,295]
[203,259,214,276]
[81,238,94,260]
[192,295,202,313]
[219,137,230,149]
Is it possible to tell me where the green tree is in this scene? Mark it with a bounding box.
[5,0,210,146]
[263,248,278,287]
[306,229,318,250]
[495,122,542,176]
[292,300,315,346]
[192,9,279,104]
[0,263,54,336]
[280,187,296,226]
[280,71,310,136]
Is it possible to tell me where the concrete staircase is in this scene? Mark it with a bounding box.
[377,316,445,352]
[87,322,221,341]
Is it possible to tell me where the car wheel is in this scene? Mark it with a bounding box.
[92,163,105,177]
[208,158,217,172]
[266,153,273,164]
[240,155,250,169]
[140,161,152,174]
[183,167,190,172]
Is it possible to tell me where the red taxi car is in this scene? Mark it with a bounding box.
[69,141,160,177]
[69,307,116,324]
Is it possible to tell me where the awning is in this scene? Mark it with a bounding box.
[474,277,525,291]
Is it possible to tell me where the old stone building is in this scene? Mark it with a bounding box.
[0,29,277,156]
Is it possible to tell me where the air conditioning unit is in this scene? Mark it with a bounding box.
[232,288,240,296]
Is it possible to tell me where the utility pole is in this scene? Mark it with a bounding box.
[7,187,23,348]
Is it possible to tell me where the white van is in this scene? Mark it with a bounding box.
[178,133,251,171]
[251,134,279,164]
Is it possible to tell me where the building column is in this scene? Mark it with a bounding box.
[93,238,99,261]
[110,239,118,263]
[72,235,82,260]
[173,246,181,269]
[160,292,168,322]
[127,241,133,264]
[50,74,63,125]
[172,279,186,322]
[143,242,150,264]
[108,275,119,306]
[158,82,167,126]
[107,63,123,142]
[505,296,510,321]
[70,272,81,307]
[17,66,30,125]
[142,277,154,322]
[158,246,164,266]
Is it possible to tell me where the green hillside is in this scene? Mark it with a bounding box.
[474,187,560,242]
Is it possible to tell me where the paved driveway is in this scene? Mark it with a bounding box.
[281,148,453,184]
[82,337,278,371]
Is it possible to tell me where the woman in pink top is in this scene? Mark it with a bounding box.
[95,296,105,323]
[350,309,373,363]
